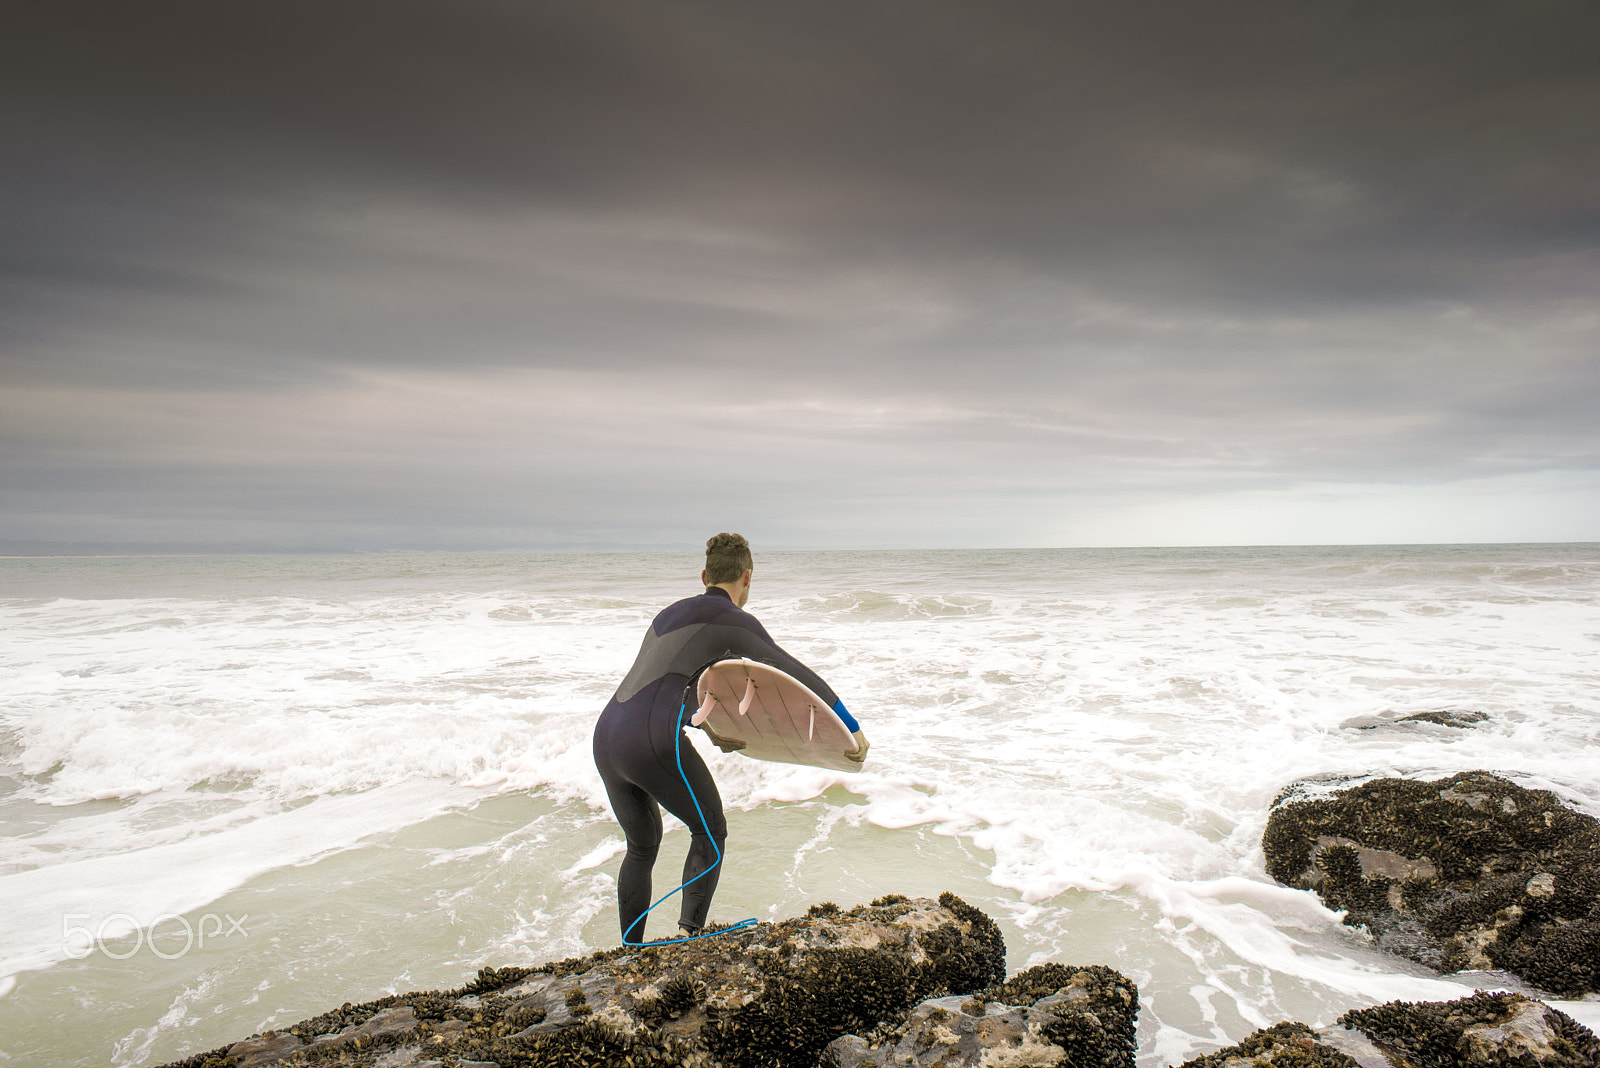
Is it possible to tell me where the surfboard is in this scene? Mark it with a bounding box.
[692,659,864,774]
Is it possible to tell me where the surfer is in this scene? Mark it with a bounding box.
[592,532,868,943]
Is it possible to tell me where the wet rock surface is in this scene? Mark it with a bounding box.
[1339,990,1600,1068]
[822,962,1138,1068]
[1340,711,1491,732]
[156,892,1007,1068]
[1263,771,1600,996]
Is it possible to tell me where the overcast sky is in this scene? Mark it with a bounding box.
[3,1,1597,550]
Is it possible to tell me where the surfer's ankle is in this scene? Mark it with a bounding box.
[678,922,701,938]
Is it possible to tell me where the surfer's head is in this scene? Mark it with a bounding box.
[703,532,753,607]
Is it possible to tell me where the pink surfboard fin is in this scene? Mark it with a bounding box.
[692,691,717,726]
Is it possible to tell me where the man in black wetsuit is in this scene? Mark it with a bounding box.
[593,532,868,944]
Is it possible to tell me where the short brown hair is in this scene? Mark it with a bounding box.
[705,532,752,585]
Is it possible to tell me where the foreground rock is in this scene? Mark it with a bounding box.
[162,893,1010,1068]
[1263,770,1600,996]
[824,963,1137,1068]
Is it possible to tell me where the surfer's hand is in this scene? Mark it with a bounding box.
[701,722,747,753]
[844,730,869,764]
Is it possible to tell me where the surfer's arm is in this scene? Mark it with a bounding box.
[719,617,867,763]
[718,620,861,731]
[828,697,860,733]
[695,611,867,763]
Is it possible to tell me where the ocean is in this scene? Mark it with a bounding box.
[2,545,1598,1066]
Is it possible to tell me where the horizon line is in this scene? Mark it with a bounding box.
[3,538,1597,559]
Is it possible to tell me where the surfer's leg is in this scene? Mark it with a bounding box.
[616,786,664,941]
[598,763,664,941]
[650,741,727,931]
[678,827,724,931]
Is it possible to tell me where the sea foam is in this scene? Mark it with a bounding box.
[1,545,1597,1066]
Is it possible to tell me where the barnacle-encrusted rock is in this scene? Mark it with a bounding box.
[153,893,1008,1068]
[1175,1022,1359,1068]
[821,963,1138,1068]
[1263,771,1600,995]
[227,1031,311,1068]
[1339,990,1600,1068]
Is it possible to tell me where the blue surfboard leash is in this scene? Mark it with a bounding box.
[621,699,760,947]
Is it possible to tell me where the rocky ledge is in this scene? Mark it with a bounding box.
[163,892,1132,1068]
[1263,770,1600,997]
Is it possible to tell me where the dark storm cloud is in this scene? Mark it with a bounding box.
[10,0,1599,294]
[2,0,1598,547]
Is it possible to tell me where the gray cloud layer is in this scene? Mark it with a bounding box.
[3,1,1598,548]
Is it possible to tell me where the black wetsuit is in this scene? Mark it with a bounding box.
[593,586,857,942]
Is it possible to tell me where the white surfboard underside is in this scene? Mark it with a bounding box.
[693,658,862,773]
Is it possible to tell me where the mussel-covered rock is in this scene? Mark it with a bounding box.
[823,962,1138,1068]
[1339,990,1600,1068]
[154,892,1008,1068]
[1263,771,1600,996]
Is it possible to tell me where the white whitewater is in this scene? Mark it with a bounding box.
[1,545,1597,1065]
